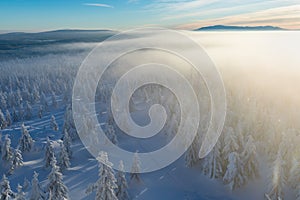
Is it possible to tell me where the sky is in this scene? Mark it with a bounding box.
[0,0,299,32]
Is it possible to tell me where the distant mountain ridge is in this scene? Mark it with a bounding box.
[194,25,285,31]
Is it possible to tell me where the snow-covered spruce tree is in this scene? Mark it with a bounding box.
[223,126,239,161]
[105,125,118,145]
[15,184,26,200]
[0,174,14,199]
[185,133,201,168]
[2,134,13,162]
[0,133,2,154]
[18,123,34,152]
[51,92,58,109]
[8,148,24,174]
[58,142,70,170]
[30,171,46,200]
[38,106,43,119]
[296,185,300,200]
[44,137,55,168]
[267,149,286,200]
[23,177,31,191]
[88,151,118,200]
[199,140,224,179]
[47,156,69,200]
[241,135,259,180]
[130,152,141,182]
[24,101,33,120]
[62,130,72,158]
[289,157,300,188]
[223,152,245,190]
[5,110,11,127]
[18,104,24,121]
[32,86,40,103]
[50,115,59,131]
[0,109,7,130]
[12,107,18,122]
[41,92,48,112]
[116,160,129,200]
[0,93,7,111]
[62,105,77,140]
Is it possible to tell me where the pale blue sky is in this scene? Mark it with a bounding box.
[0,0,299,31]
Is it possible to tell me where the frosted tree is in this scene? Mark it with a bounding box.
[185,134,200,167]
[9,148,24,174]
[241,135,259,180]
[12,107,18,122]
[0,109,6,130]
[2,134,13,162]
[5,110,11,127]
[30,171,46,200]
[116,160,129,200]
[51,92,58,109]
[38,106,43,119]
[267,150,286,200]
[62,130,72,158]
[62,105,77,140]
[0,175,14,199]
[58,142,70,170]
[223,152,245,190]
[41,92,48,111]
[18,123,34,152]
[15,184,26,200]
[87,151,117,200]
[289,158,300,188]
[18,104,24,121]
[296,186,300,200]
[32,86,40,103]
[50,115,58,131]
[45,137,55,168]
[199,140,223,179]
[223,126,239,160]
[130,152,141,182]
[0,133,2,154]
[24,101,33,120]
[47,156,69,200]
[105,125,118,145]
[0,93,7,111]
[23,178,31,191]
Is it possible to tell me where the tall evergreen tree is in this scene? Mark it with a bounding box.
[62,130,72,158]
[5,110,11,127]
[95,152,118,200]
[130,152,141,182]
[267,149,286,200]
[24,101,33,120]
[44,137,55,168]
[2,135,13,162]
[199,140,223,179]
[30,171,45,200]
[9,148,23,174]
[18,124,34,152]
[12,107,18,122]
[47,156,69,200]
[58,143,70,170]
[0,109,6,130]
[15,184,26,200]
[116,161,129,200]
[223,152,245,190]
[62,105,77,140]
[289,157,300,188]
[50,115,58,131]
[0,175,14,199]
[241,135,259,180]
